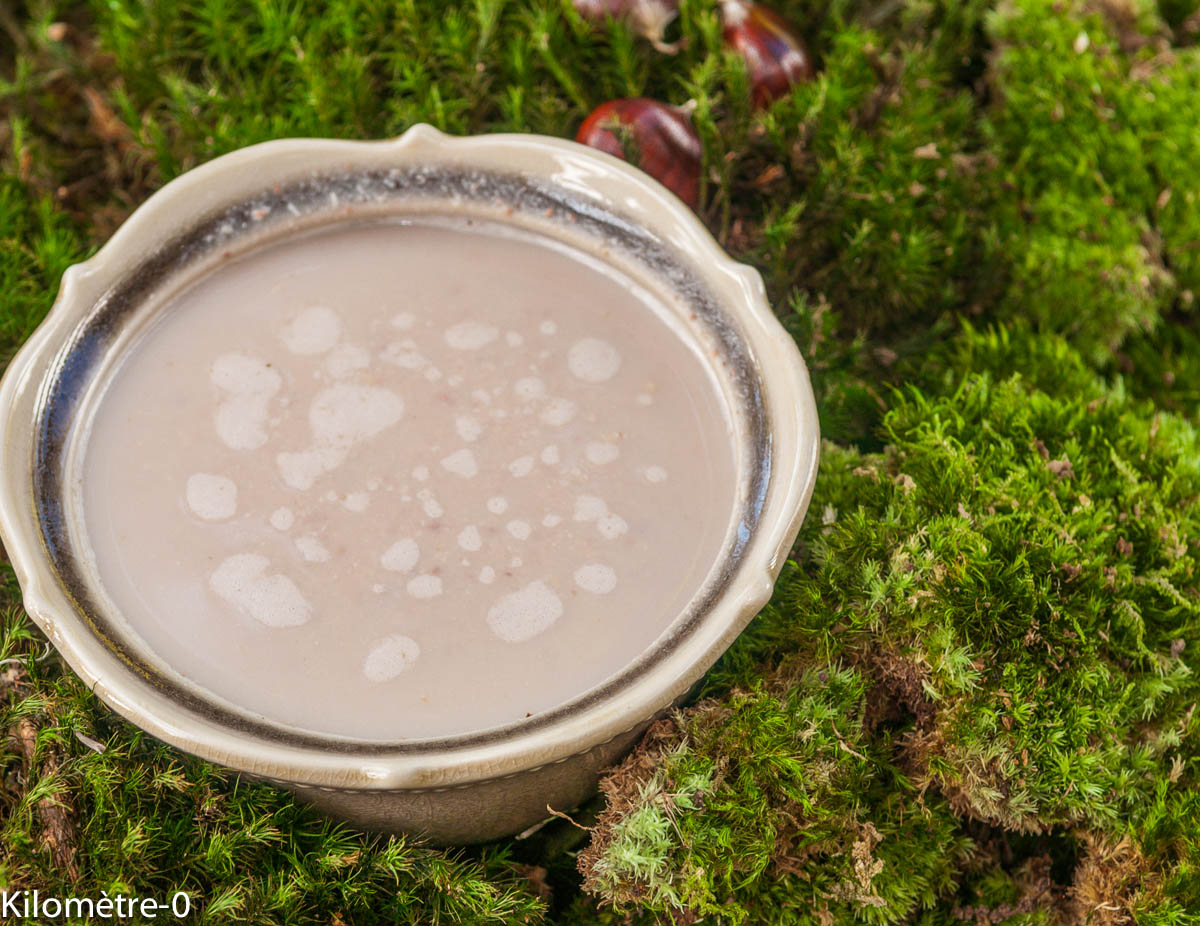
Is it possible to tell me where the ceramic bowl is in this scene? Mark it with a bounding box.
[0,125,819,844]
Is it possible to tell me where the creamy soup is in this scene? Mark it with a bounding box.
[81,219,737,739]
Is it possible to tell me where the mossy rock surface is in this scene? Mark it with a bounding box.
[2,1,1200,923]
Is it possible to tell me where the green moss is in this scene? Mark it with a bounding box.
[579,663,969,925]
[982,0,1200,361]
[734,19,1001,331]
[0,178,86,357]
[0,613,544,924]
[581,322,1200,920]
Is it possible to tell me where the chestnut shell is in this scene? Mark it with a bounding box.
[722,0,816,107]
[576,98,703,209]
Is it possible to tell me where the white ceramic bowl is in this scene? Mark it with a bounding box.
[0,125,819,843]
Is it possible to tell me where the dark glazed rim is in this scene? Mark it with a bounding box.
[34,164,770,755]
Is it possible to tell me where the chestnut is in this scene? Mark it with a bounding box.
[576,98,703,210]
[721,0,816,107]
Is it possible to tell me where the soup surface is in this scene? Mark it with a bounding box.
[82,219,738,739]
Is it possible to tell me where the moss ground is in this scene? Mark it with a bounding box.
[2,1,1200,922]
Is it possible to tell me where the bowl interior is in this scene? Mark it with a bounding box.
[35,162,772,751]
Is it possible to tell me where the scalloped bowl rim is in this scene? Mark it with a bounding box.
[0,125,820,792]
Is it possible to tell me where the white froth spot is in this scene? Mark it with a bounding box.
[277,448,338,491]
[645,465,668,483]
[445,321,499,350]
[540,445,560,465]
[423,366,443,382]
[448,374,464,387]
[407,574,443,599]
[456,415,483,442]
[636,392,654,406]
[457,525,482,551]
[506,331,524,347]
[343,491,370,512]
[511,556,523,568]
[295,536,331,563]
[310,384,405,447]
[487,580,563,643]
[542,513,562,528]
[210,352,280,393]
[472,388,492,405]
[568,338,622,383]
[412,465,430,481]
[574,495,608,522]
[574,563,617,594]
[508,455,535,478]
[540,398,577,427]
[211,353,281,450]
[382,341,427,370]
[363,635,420,682]
[275,384,405,489]
[270,507,295,531]
[210,350,279,393]
[381,538,420,573]
[586,441,620,465]
[417,488,444,519]
[326,343,370,378]
[597,513,629,540]
[281,306,341,355]
[372,583,385,593]
[487,496,509,515]
[210,554,311,627]
[367,479,381,491]
[514,377,545,400]
[539,320,558,336]
[507,520,531,540]
[390,311,416,329]
[186,473,237,521]
[479,566,496,584]
[441,448,479,479]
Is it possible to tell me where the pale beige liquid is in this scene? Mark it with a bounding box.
[82,220,737,739]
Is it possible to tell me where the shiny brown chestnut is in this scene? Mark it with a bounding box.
[573,0,681,53]
[576,98,702,209]
[721,0,816,107]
